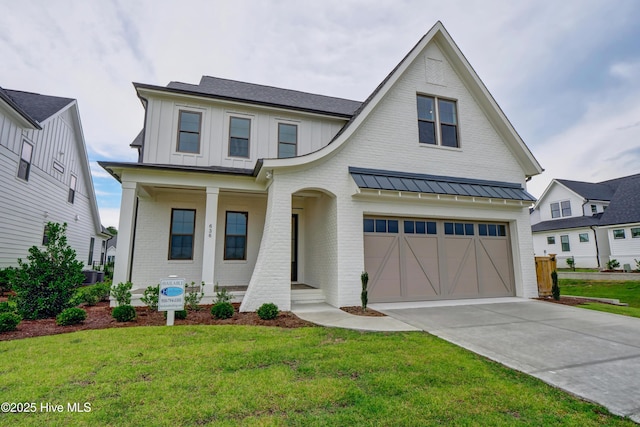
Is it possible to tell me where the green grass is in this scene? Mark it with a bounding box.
[557,268,600,272]
[578,303,640,318]
[560,279,640,307]
[0,326,633,426]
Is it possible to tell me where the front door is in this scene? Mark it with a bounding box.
[291,214,298,281]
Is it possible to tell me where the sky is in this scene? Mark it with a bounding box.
[2,0,639,228]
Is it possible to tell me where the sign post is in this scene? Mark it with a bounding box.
[159,277,185,326]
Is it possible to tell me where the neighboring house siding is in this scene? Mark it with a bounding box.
[532,228,599,268]
[536,184,583,222]
[607,225,640,267]
[0,104,105,268]
[142,97,346,169]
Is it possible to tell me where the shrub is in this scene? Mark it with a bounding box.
[257,303,279,320]
[111,282,133,306]
[141,285,159,311]
[635,259,640,272]
[0,266,15,296]
[164,309,188,320]
[11,222,84,319]
[606,259,620,270]
[211,302,234,319]
[566,257,575,271]
[0,300,17,314]
[214,284,232,304]
[361,271,369,312]
[112,305,136,322]
[56,307,87,326]
[0,312,21,333]
[93,281,112,301]
[185,281,204,311]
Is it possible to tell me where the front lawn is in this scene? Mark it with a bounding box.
[0,326,633,426]
[560,279,640,307]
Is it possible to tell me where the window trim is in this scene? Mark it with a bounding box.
[547,236,555,245]
[168,208,196,260]
[560,234,570,252]
[176,110,202,154]
[631,227,640,238]
[17,140,34,181]
[68,174,77,204]
[277,122,298,158]
[416,94,459,148]
[579,233,589,243]
[88,237,95,266]
[224,211,248,261]
[613,229,626,240]
[590,204,597,214]
[228,116,251,158]
[550,202,560,218]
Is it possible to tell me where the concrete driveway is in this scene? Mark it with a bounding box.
[373,299,640,422]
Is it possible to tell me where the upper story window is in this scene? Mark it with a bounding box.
[278,123,297,158]
[17,140,33,181]
[590,204,597,214]
[550,201,571,218]
[229,117,250,158]
[416,95,459,148]
[177,111,202,154]
[68,175,77,204]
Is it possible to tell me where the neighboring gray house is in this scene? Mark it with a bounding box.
[106,235,117,263]
[0,86,109,268]
[530,174,640,268]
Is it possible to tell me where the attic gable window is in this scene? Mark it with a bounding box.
[68,175,77,204]
[417,95,459,148]
[177,110,202,154]
[17,140,33,181]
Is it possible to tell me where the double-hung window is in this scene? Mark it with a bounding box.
[416,95,459,148]
[550,201,571,218]
[224,212,248,260]
[169,209,196,260]
[17,140,33,181]
[88,237,95,265]
[561,200,572,217]
[278,123,297,158]
[68,175,77,204]
[177,111,201,154]
[560,235,570,252]
[229,117,250,158]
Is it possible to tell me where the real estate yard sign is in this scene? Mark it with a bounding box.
[159,277,185,326]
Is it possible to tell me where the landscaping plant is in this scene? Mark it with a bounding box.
[164,309,188,320]
[112,305,136,322]
[361,271,369,312]
[141,285,160,310]
[184,281,204,311]
[551,270,560,301]
[0,300,17,314]
[257,303,279,320]
[606,259,620,270]
[211,302,234,319]
[213,283,232,303]
[0,266,15,296]
[635,259,640,272]
[111,281,133,306]
[566,257,575,271]
[56,307,87,326]
[0,312,21,333]
[11,222,84,319]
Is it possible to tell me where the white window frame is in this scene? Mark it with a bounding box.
[416,94,460,148]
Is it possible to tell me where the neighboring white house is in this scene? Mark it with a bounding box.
[101,22,543,311]
[0,87,109,269]
[530,175,640,269]
[106,235,117,264]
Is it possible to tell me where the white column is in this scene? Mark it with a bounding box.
[201,187,219,294]
[112,181,137,293]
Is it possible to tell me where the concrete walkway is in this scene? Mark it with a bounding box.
[375,299,640,422]
[291,303,419,332]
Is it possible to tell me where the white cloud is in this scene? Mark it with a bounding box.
[90,162,112,179]
[99,207,121,230]
[610,61,640,81]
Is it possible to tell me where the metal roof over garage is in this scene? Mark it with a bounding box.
[349,167,536,202]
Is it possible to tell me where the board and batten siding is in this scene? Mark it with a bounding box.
[0,105,105,268]
[142,96,347,169]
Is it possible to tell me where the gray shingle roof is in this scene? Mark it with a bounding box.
[1,89,74,123]
[350,167,536,201]
[156,76,362,118]
[531,214,603,232]
[130,130,143,148]
[557,179,615,201]
[599,176,640,226]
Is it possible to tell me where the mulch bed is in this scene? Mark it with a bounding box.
[340,306,386,317]
[0,302,317,342]
[537,296,612,307]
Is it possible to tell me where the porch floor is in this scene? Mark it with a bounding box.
[224,283,316,292]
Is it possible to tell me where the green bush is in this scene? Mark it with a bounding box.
[0,300,17,314]
[211,302,234,319]
[111,282,133,306]
[56,307,87,326]
[606,259,620,270]
[11,222,84,319]
[185,281,204,311]
[257,303,279,320]
[164,309,188,320]
[71,282,113,307]
[551,270,560,301]
[0,266,15,296]
[112,305,136,322]
[214,284,232,304]
[0,312,21,333]
[141,285,159,310]
[361,271,369,312]
[93,281,112,301]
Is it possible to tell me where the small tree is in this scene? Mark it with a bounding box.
[11,222,84,319]
[551,270,560,301]
[361,271,369,312]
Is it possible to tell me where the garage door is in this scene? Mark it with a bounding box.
[363,217,514,302]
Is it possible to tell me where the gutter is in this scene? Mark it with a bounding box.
[590,225,601,269]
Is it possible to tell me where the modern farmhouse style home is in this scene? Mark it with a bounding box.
[101,22,543,311]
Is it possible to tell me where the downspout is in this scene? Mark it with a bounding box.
[128,197,140,283]
[590,225,601,269]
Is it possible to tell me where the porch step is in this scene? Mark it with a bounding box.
[291,288,326,304]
